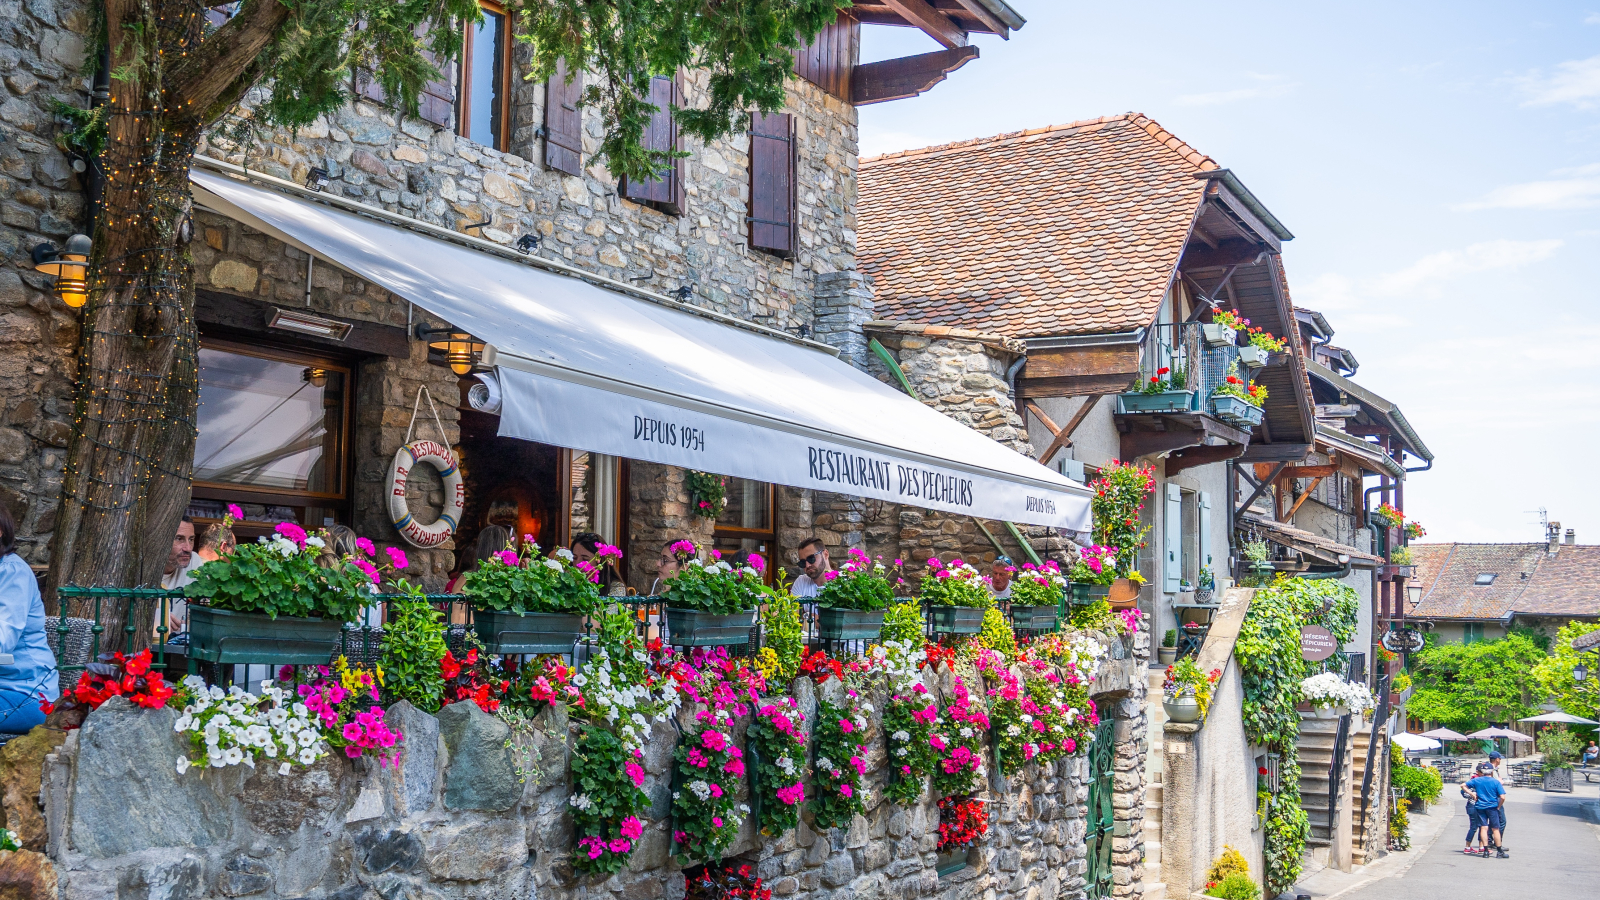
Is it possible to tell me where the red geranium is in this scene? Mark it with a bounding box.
[440,648,505,713]
[936,796,989,850]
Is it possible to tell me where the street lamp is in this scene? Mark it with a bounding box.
[1575,661,1589,683]
[32,233,92,307]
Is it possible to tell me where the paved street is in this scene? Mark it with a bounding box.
[1334,786,1600,900]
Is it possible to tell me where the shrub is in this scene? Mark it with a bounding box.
[759,590,805,683]
[1163,629,1177,648]
[1069,599,1115,631]
[1390,760,1443,803]
[977,607,1016,655]
[379,584,449,711]
[1205,873,1260,900]
[1536,724,1583,772]
[879,600,925,646]
[1205,845,1251,884]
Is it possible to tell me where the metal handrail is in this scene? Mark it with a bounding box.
[1355,669,1393,838]
[1326,655,1362,829]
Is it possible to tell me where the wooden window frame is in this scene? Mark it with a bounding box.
[458,0,514,152]
[748,111,798,258]
[620,74,686,216]
[190,337,356,519]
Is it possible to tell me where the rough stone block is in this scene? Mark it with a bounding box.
[422,818,525,881]
[437,700,520,811]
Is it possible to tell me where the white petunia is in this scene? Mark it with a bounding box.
[555,548,574,561]
[279,763,291,776]
[176,756,191,775]
[298,748,318,765]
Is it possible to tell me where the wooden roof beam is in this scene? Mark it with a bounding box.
[879,0,968,47]
[852,46,979,105]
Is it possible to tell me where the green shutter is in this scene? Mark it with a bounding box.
[1199,491,1213,574]
[1165,483,1183,593]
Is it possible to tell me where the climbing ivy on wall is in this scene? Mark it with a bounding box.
[1234,576,1360,895]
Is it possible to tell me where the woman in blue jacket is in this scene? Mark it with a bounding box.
[0,501,59,732]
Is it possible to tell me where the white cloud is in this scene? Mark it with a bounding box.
[1515,55,1600,108]
[1455,164,1600,210]
[1176,73,1298,107]
[1374,239,1563,295]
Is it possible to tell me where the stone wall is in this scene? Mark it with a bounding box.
[23,633,1148,900]
[0,0,92,566]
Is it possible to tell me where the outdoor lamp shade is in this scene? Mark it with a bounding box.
[1576,662,1589,683]
[34,233,92,307]
[427,330,485,375]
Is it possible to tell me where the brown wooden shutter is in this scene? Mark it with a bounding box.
[748,111,796,257]
[352,23,456,129]
[621,75,684,215]
[544,58,584,176]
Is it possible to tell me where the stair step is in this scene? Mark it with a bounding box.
[1148,783,1163,803]
[1144,882,1166,900]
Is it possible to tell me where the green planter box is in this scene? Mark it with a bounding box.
[472,609,587,655]
[929,606,984,634]
[1117,390,1198,414]
[1211,395,1264,428]
[665,608,756,647]
[1008,604,1059,631]
[187,606,343,665]
[1069,583,1111,605]
[817,607,886,640]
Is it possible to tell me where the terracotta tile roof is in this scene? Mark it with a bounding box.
[858,113,1218,338]
[1408,542,1600,621]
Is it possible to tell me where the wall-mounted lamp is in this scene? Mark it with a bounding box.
[302,367,329,388]
[415,324,486,376]
[32,233,92,307]
[307,166,331,192]
[1576,662,1589,683]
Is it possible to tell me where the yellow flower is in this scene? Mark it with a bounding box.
[753,647,780,680]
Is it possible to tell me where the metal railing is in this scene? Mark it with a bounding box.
[1140,322,1236,401]
[1355,669,1394,839]
[1326,655,1363,828]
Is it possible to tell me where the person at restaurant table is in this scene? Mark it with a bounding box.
[989,556,1015,600]
[1583,740,1598,766]
[570,532,622,596]
[789,537,832,598]
[160,517,201,590]
[444,525,512,595]
[0,500,59,732]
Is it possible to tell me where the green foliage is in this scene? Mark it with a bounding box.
[186,530,373,621]
[745,699,807,834]
[760,590,805,682]
[1008,567,1064,608]
[51,99,108,158]
[1205,846,1251,885]
[663,559,771,614]
[379,583,448,711]
[1163,657,1220,717]
[1534,622,1600,721]
[1391,671,1412,692]
[515,0,851,183]
[1408,634,1545,731]
[464,545,601,615]
[1388,546,1414,566]
[809,698,866,830]
[1508,624,1551,653]
[919,562,994,609]
[1204,874,1260,900]
[1536,725,1583,772]
[1069,599,1115,631]
[1390,759,1443,802]
[977,607,1016,655]
[816,554,894,611]
[1163,629,1178,648]
[879,600,925,647]
[882,690,937,804]
[1089,462,1156,575]
[1388,798,1411,850]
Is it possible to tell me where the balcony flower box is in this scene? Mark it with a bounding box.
[665,608,757,647]
[1007,604,1059,631]
[1117,390,1198,414]
[1202,323,1237,348]
[1211,395,1264,428]
[928,606,985,635]
[473,609,588,655]
[187,606,343,666]
[1237,345,1271,369]
[1069,583,1111,605]
[816,606,886,641]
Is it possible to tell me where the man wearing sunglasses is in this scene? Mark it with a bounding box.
[790,536,832,598]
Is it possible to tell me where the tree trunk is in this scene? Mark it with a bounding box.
[44,0,289,648]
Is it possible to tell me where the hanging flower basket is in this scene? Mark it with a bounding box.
[472,609,588,655]
[186,606,344,665]
[1202,323,1237,348]
[664,608,757,647]
[816,606,886,640]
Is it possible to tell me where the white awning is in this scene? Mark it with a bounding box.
[191,164,1092,530]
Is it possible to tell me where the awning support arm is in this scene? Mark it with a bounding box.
[1003,521,1045,566]
[1237,462,1287,515]
[869,338,918,398]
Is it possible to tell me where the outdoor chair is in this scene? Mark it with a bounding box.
[45,615,96,693]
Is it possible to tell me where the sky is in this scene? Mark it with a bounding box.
[856,1,1600,545]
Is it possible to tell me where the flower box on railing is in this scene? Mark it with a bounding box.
[472,609,588,655]
[1202,323,1237,348]
[1007,604,1059,631]
[187,606,343,665]
[1117,390,1198,414]
[816,607,885,641]
[928,606,985,634]
[1237,345,1271,369]
[1379,564,1417,580]
[664,608,757,647]
[1068,583,1111,605]
[1211,395,1264,428]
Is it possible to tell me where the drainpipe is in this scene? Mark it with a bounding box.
[1404,458,1432,475]
[86,43,110,231]
[1004,355,1026,402]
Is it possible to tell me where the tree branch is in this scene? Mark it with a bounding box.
[166,0,294,121]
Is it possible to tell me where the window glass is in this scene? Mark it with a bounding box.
[194,347,346,494]
[466,6,506,148]
[716,477,772,531]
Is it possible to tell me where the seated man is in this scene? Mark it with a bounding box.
[1583,741,1598,766]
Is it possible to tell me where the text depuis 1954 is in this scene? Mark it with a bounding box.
[633,415,706,452]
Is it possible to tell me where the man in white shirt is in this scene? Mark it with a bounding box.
[159,517,201,637]
[790,537,831,598]
[989,556,1014,600]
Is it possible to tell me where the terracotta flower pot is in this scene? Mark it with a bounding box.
[1108,578,1141,609]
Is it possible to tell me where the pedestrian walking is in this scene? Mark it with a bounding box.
[1460,780,1485,855]
[1464,762,1509,857]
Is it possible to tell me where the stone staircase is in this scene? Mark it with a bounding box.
[1143,666,1167,900]
[1296,717,1344,848]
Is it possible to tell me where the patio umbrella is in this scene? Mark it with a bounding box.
[1518,712,1600,725]
[1392,732,1442,753]
[1420,727,1470,741]
[1467,727,1534,742]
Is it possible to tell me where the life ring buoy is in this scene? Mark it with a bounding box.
[389,440,465,548]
